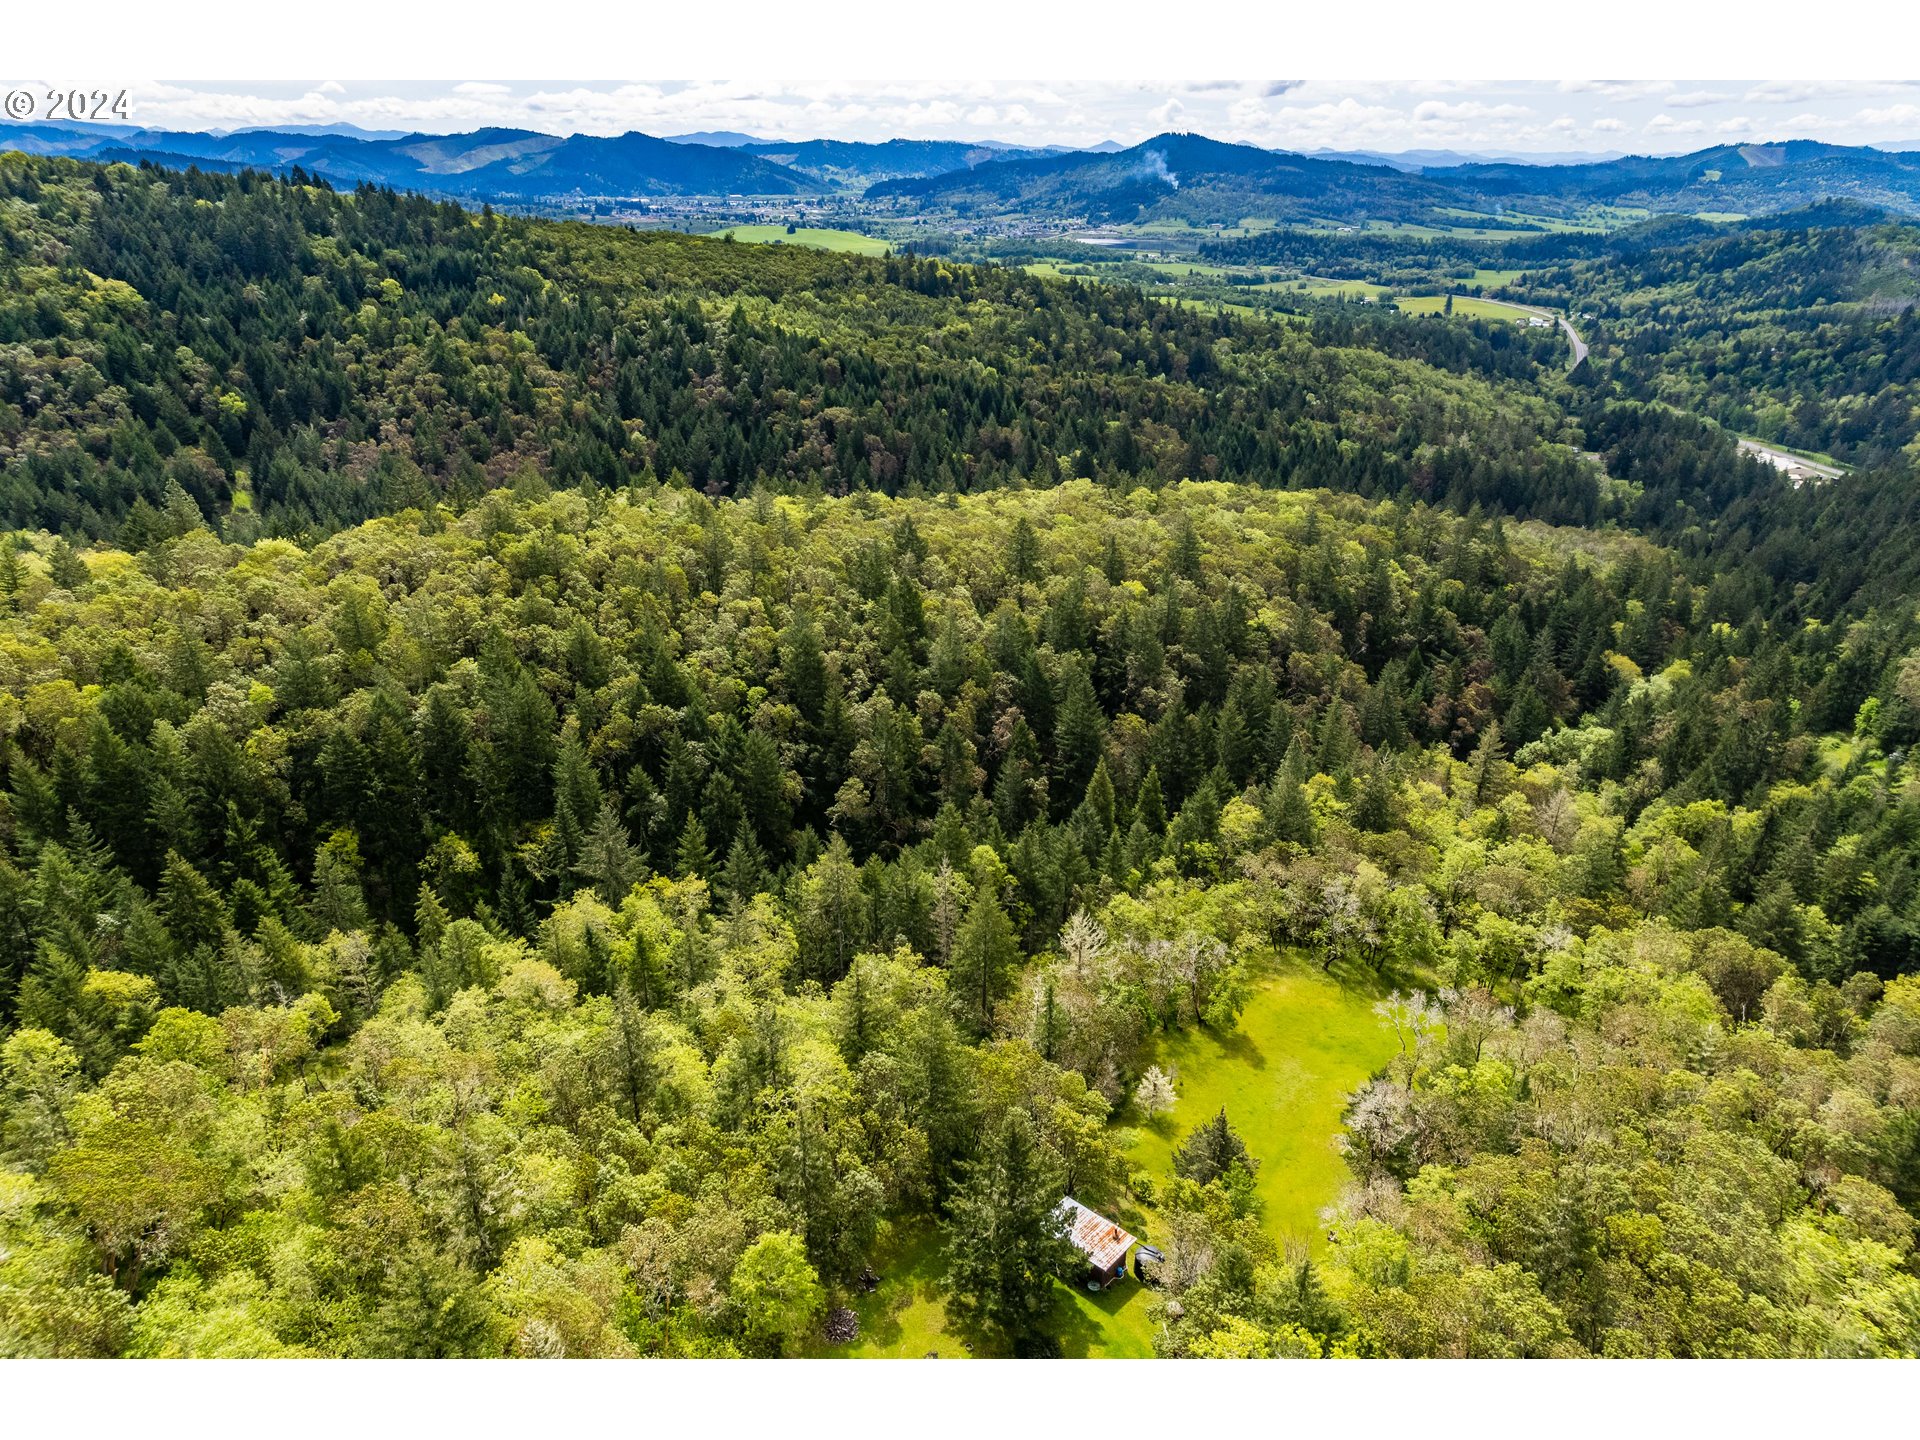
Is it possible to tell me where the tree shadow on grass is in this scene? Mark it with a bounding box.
[1214,1025,1267,1069]
[1052,1277,1157,1359]
[846,1276,911,1354]
[1313,950,1406,999]
[1141,1111,1179,1141]
[825,1221,1007,1358]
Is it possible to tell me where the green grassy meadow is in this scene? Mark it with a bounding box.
[1129,258,1234,279]
[817,962,1392,1357]
[711,224,891,256]
[1022,259,1099,280]
[1398,293,1551,323]
[1460,266,1529,290]
[1259,275,1391,301]
[1184,299,1270,320]
[1122,965,1398,1250]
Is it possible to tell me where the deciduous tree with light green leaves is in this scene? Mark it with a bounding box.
[730,1232,825,1357]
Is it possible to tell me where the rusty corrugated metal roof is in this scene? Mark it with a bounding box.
[1056,1196,1135,1271]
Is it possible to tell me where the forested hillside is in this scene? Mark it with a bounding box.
[3,155,1920,1359]
[3,124,830,201]
[1519,220,1920,467]
[0,154,1669,541]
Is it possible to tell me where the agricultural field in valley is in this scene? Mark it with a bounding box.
[711,223,892,254]
[1396,293,1555,321]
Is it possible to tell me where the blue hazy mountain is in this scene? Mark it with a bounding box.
[1,122,825,196]
[734,137,1060,186]
[871,131,1920,220]
[662,131,768,147]
[9,121,1920,218]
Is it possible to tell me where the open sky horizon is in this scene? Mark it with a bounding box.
[12,79,1920,156]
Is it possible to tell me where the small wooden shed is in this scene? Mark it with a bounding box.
[1056,1197,1136,1290]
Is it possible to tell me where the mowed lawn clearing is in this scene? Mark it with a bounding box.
[819,963,1393,1357]
[711,224,891,255]
[1461,266,1530,290]
[1126,963,1397,1251]
[815,1216,1158,1358]
[817,1223,969,1359]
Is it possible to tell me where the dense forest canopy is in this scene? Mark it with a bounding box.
[0,153,1728,543]
[2,154,1920,1359]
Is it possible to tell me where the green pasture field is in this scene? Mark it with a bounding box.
[1259,275,1392,300]
[711,224,891,256]
[1398,293,1552,322]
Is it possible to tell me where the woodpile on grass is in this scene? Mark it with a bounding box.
[824,1307,860,1344]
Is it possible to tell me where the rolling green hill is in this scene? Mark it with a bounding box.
[868,131,1466,224]
[0,152,1610,545]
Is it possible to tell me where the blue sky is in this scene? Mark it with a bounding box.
[55,79,1920,154]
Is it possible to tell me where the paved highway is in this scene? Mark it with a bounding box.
[1558,315,1588,370]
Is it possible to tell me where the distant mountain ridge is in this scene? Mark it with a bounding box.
[1,121,826,198]
[734,137,1062,186]
[0,121,1068,198]
[1304,146,1630,171]
[6,120,1920,220]
[871,131,1920,223]
[233,122,414,141]
[867,132,1469,223]
[1447,141,1920,213]
[662,130,768,147]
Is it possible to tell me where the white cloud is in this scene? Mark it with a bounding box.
[1742,80,1919,107]
[1853,103,1920,130]
[1411,100,1531,123]
[1147,95,1186,127]
[84,78,1920,154]
[1666,89,1732,108]
[1746,82,1823,106]
[1559,80,1672,101]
